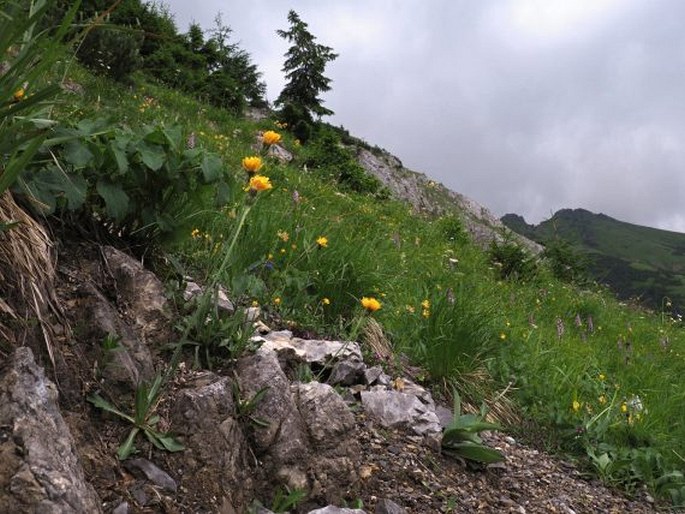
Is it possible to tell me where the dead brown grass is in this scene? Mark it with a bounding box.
[0,191,61,364]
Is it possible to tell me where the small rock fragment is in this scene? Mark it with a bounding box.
[124,458,177,492]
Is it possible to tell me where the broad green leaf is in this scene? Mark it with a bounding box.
[442,428,482,446]
[448,415,501,433]
[201,153,223,183]
[443,441,505,464]
[162,125,183,152]
[63,140,94,168]
[138,142,166,171]
[87,393,135,424]
[214,180,231,207]
[22,167,87,213]
[143,126,167,145]
[117,427,140,460]
[96,179,130,221]
[147,431,184,453]
[108,142,129,174]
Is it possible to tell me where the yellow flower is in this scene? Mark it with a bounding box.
[499,332,507,341]
[598,395,607,405]
[251,300,259,307]
[598,373,606,381]
[322,297,331,305]
[422,309,430,319]
[405,305,415,314]
[421,299,430,309]
[246,175,272,192]
[273,297,281,306]
[262,130,282,146]
[277,230,289,242]
[361,297,382,312]
[620,402,628,413]
[13,88,25,101]
[191,228,201,239]
[572,400,581,412]
[316,236,328,248]
[242,156,263,174]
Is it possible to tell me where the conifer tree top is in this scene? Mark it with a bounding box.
[275,10,339,119]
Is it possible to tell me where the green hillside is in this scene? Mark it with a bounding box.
[2,1,685,507]
[502,209,685,311]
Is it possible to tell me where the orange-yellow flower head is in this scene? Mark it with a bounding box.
[247,175,272,193]
[316,236,328,248]
[242,156,263,174]
[262,130,282,146]
[13,88,25,102]
[361,297,382,312]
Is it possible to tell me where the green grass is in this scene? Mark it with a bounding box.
[38,61,685,505]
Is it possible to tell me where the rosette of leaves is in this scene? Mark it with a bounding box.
[441,390,505,464]
[88,373,184,460]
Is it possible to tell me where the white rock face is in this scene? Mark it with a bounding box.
[255,330,362,364]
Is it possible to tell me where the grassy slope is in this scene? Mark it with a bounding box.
[503,209,685,311]
[54,65,685,503]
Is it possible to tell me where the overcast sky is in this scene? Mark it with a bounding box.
[162,0,685,232]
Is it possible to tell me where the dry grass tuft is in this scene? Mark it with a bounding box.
[0,191,61,364]
[363,317,393,361]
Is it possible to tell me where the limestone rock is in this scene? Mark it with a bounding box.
[360,389,442,440]
[294,382,355,448]
[256,330,362,366]
[328,357,366,386]
[169,371,252,510]
[102,246,171,342]
[236,347,309,464]
[82,282,155,387]
[0,347,102,513]
[375,498,406,514]
[183,280,235,315]
[124,458,177,492]
[268,143,293,163]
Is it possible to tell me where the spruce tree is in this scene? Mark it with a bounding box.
[276,10,338,121]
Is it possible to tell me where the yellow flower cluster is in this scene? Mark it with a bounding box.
[361,297,382,312]
[242,156,263,174]
[13,88,25,102]
[262,130,282,146]
[246,175,272,193]
[316,236,328,248]
[138,95,156,113]
[421,299,431,318]
[277,230,289,242]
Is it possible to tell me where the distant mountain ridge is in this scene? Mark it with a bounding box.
[502,208,685,311]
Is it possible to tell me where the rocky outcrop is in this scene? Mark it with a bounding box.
[0,347,102,513]
[355,147,542,254]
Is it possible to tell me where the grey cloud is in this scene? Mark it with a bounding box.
[163,1,685,232]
